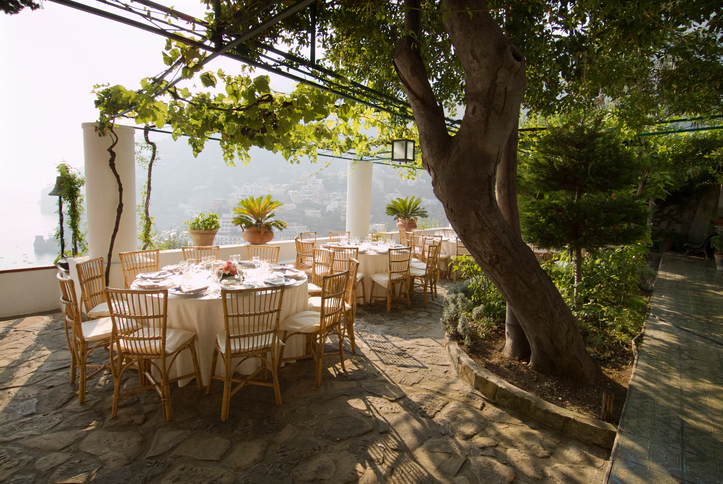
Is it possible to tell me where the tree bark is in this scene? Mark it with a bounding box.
[496,120,531,360]
[393,0,599,382]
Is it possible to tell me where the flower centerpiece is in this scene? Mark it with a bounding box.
[216,260,239,280]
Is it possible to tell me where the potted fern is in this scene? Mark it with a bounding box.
[232,195,287,245]
[386,196,428,231]
[186,212,220,246]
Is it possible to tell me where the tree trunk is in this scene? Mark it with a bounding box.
[393,0,599,382]
[496,120,531,360]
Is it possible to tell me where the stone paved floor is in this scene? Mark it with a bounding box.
[1,283,609,483]
[608,252,723,483]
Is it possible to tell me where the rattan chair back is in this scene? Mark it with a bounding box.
[119,249,160,288]
[76,257,106,315]
[182,245,220,261]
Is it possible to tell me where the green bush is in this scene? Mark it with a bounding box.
[442,245,650,362]
[441,256,506,344]
[541,244,650,360]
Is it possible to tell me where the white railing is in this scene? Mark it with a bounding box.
[0,228,450,319]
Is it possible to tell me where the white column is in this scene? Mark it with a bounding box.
[83,123,136,287]
[345,160,374,239]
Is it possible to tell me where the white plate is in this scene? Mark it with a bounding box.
[264,277,286,286]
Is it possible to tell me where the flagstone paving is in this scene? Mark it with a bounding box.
[607,253,723,483]
[0,284,610,483]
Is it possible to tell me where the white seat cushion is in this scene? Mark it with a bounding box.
[215,331,279,355]
[279,311,321,334]
[370,272,406,289]
[307,283,322,294]
[409,267,426,277]
[308,297,352,312]
[81,317,113,343]
[410,261,426,270]
[119,327,195,355]
[87,302,110,319]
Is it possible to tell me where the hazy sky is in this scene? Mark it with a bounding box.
[0,1,293,205]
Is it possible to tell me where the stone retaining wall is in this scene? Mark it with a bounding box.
[445,334,617,450]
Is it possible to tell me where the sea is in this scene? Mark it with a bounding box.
[0,199,60,271]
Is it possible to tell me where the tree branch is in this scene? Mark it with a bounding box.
[105,126,122,286]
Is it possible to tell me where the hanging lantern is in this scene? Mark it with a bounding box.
[391,139,415,163]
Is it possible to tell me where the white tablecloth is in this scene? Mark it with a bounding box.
[167,279,309,386]
[357,251,390,302]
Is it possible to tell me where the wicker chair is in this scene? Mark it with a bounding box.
[57,273,113,403]
[370,247,412,312]
[119,249,160,288]
[308,248,335,296]
[247,245,280,264]
[207,286,286,421]
[280,270,348,387]
[182,246,220,261]
[76,257,110,319]
[331,246,365,307]
[371,232,393,243]
[410,242,440,307]
[106,288,202,421]
[329,231,351,243]
[299,231,317,243]
[295,237,315,275]
[309,258,359,353]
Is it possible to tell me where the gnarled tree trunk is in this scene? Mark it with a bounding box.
[496,120,531,360]
[394,0,599,383]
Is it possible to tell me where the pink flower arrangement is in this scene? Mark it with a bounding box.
[216,261,238,278]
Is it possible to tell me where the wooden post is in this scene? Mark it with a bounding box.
[601,390,614,422]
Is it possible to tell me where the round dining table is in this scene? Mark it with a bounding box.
[132,271,309,387]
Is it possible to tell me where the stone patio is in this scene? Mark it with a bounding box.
[0,283,610,483]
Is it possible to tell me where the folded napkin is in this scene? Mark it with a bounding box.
[139,271,170,280]
[135,279,172,289]
[179,284,208,294]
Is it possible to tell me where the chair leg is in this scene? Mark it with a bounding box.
[337,329,346,372]
[78,345,87,403]
[188,341,203,391]
[111,375,121,418]
[221,373,231,422]
[273,345,283,406]
[315,335,324,388]
[386,288,392,313]
[161,376,172,421]
[346,311,356,354]
[206,347,219,395]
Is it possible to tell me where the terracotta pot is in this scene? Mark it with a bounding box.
[189,229,217,246]
[242,227,274,245]
[396,219,418,232]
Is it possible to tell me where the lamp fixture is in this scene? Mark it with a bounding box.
[391,139,415,163]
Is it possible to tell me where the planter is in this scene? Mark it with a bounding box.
[242,227,274,245]
[715,253,723,271]
[189,229,217,246]
[396,218,418,232]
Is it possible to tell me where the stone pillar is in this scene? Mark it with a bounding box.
[82,123,136,287]
[345,160,374,239]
